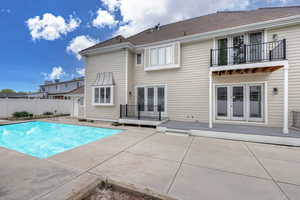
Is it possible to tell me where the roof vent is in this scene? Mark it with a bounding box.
[154,23,160,31]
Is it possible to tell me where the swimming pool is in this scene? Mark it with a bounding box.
[0,121,122,159]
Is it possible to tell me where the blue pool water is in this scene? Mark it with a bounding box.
[0,121,122,159]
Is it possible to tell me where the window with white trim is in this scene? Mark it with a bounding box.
[93,86,113,105]
[136,53,142,65]
[150,45,173,66]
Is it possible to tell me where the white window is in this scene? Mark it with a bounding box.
[93,86,114,106]
[165,46,172,64]
[150,49,158,65]
[150,45,173,66]
[136,53,142,65]
[158,47,165,65]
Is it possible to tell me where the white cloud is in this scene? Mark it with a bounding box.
[1,9,11,14]
[42,66,66,80]
[66,35,98,60]
[101,0,250,37]
[26,13,81,40]
[102,0,121,11]
[76,68,85,76]
[92,9,118,28]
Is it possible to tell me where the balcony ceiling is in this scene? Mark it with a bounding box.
[212,65,283,76]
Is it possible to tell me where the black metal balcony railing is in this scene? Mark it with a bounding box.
[292,111,300,129]
[120,104,163,121]
[210,39,286,67]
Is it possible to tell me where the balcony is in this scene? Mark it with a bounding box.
[210,39,286,67]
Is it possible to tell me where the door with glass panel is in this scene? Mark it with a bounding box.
[248,84,264,121]
[215,84,263,122]
[233,35,245,64]
[218,38,228,66]
[137,86,166,117]
[216,86,229,120]
[249,32,263,62]
[231,86,245,120]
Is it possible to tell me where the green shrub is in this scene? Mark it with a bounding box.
[12,111,32,118]
[43,112,54,116]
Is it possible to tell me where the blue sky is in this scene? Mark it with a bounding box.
[0,0,298,92]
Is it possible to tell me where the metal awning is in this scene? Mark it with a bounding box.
[92,72,114,86]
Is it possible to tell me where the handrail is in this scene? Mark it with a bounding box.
[120,104,163,121]
[210,39,286,67]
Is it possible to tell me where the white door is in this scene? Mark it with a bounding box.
[215,84,264,122]
[216,86,229,120]
[137,86,166,116]
[231,85,245,121]
[73,98,79,117]
[248,84,264,121]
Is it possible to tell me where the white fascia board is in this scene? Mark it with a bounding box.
[136,15,300,50]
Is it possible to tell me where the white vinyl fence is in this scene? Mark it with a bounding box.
[0,99,74,118]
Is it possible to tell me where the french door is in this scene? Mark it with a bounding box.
[216,84,264,122]
[136,86,166,115]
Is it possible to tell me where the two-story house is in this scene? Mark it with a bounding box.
[80,6,300,134]
[37,77,84,99]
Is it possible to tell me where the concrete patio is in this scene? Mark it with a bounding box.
[0,118,300,200]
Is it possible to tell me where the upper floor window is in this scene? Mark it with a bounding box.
[150,45,173,66]
[65,83,68,88]
[136,53,142,65]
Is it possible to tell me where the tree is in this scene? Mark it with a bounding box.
[0,89,16,93]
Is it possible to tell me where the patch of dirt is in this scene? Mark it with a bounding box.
[85,187,155,200]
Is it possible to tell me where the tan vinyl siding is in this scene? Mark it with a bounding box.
[134,41,212,122]
[127,51,135,105]
[134,38,284,127]
[85,50,126,121]
[78,106,84,118]
[213,71,284,127]
[267,25,300,125]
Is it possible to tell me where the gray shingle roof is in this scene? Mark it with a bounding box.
[81,6,300,53]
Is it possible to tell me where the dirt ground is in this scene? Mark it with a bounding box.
[85,186,157,200]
